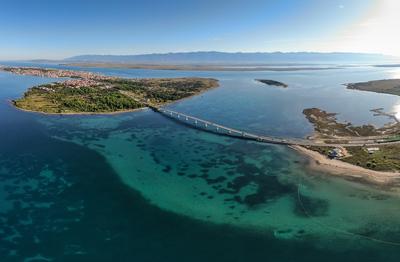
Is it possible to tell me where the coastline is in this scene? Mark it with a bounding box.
[9,65,400,187]
[4,66,220,116]
[9,99,148,116]
[9,80,219,116]
[345,79,400,97]
[290,145,400,186]
[160,81,219,107]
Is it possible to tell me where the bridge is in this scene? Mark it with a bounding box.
[149,106,398,147]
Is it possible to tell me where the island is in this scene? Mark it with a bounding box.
[1,67,218,114]
[255,79,288,88]
[346,79,400,96]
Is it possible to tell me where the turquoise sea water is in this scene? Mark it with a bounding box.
[1,64,400,261]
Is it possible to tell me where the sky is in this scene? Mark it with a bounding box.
[0,0,398,60]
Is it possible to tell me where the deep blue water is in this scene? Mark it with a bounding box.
[1,64,400,261]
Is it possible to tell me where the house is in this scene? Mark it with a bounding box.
[328,148,344,159]
[366,147,380,154]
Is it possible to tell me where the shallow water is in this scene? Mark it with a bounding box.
[1,65,400,261]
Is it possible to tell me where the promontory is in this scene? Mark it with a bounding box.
[0,66,218,114]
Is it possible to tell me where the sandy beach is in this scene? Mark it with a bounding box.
[290,145,400,186]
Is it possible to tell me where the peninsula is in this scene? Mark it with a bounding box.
[346,79,400,96]
[299,106,400,184]
[1,67,218,114]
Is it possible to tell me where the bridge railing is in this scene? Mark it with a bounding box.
[155,107,296,144]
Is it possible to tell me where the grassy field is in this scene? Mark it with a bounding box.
[342,145,400,172]
[14,86,141,113]
[307,144,400,172]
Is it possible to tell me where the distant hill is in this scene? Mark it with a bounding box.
[64,51,397,64]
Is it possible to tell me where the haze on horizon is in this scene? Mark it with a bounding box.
[0,0,399,60]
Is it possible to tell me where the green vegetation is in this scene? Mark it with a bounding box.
[302,108,400,138]
[342,145,400,172]
[307,144,400,172]
[305,146,335,156]
[14,84,142,113]
[102,77,218,104]
[13,77,218,114]
[303,107,400,172]
[380,135,400,143]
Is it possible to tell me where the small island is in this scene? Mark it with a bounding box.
[1,67,218,114]
[346,79,400,96]
[255,79,288,88]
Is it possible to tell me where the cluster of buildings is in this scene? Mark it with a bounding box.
[61,79,103,88]
[2,66,118,90]
[2,67,115,81]
[328,146,380,159]
[328,148,345,159]
[37,86,56,92]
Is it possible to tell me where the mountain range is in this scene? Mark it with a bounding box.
[64,51,398,64]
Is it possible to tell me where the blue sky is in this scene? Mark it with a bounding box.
[1,0,396,60]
